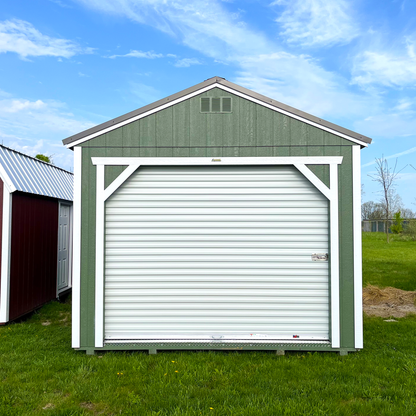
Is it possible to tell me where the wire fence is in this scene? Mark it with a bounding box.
[362,219,416,233]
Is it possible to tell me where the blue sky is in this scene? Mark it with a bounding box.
[0,0,415,208]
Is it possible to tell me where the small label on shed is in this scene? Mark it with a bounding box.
[211,158,221,162]
[312,253,328,261]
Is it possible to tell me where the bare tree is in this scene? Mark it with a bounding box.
[368,157,404,242]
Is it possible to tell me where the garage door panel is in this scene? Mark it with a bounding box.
[104,165,329,342]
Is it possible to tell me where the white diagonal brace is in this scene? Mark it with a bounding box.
[294,164,331,200]
[103,164,140,201]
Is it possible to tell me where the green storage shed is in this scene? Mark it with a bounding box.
[63,76,371,355]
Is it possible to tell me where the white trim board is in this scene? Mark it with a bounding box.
[353,145,363,349]
[71,147,82,348]
[67,82,368,149]
[0,186,12,323]
[92,156,343,166]
[92,156,341,349]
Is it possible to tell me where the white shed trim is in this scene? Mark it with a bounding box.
[103,164,141,202]
[0,185,12,323]
[92,156,342,349]
[72,147,82,348]
[353,145,363,349]
[92,156,343,166]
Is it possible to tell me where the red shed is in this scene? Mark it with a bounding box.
[0,145,73,323]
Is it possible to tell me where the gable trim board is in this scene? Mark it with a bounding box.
[88,156,342,349]
[63,77,371,149]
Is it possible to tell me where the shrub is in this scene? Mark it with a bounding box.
[391,211,404,234]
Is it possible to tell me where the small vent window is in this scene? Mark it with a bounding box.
[201,97,210,113]
[212,97,221,112]
[222,97,232,112]
[200,97,232,113]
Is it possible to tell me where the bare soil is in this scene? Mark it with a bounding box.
[363,284,416,318]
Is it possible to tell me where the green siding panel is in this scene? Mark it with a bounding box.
[77,87,359,350]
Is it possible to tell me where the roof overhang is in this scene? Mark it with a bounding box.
[63,76,372,149]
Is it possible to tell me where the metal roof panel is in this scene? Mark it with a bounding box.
[0,145,73,201]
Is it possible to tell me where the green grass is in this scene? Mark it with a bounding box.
[0,233,414,415]
[362,232,416,291]
[1,300,416,415]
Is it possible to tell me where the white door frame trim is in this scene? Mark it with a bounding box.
[57,201,73,295]
[92,156,342,349]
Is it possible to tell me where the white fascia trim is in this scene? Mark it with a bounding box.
[103,164,141,201]
[72,147,82,348]
[95,164,105,348]
[329,163,340,348]
[217,84,368,147]
[294,164,331,200]
[92,156,343,166]
[66,84,368,149]
[0,187,12,323]
[353,146,363,349]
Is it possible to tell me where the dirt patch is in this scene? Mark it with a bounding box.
[80,402,96,410]
[363,285,416,318]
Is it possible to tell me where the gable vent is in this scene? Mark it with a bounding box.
[200,97,232,113]
[222,97,232,112]
[201,97,210,113]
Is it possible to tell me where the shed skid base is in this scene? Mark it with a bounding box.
[77,341,357,354]
[85,349,96,356]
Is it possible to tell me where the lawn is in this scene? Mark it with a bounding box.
[0,233,415,415]
[362,232,416,291]
[1,300,416,415]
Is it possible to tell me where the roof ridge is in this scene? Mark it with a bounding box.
[0,144,73,175]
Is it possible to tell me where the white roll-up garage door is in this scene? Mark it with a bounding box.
[104,165,329,342]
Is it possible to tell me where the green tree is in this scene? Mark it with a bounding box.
[35,154,52,164]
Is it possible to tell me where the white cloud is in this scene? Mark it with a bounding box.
[0,93,96,171]
[108,49,163,59]
[74,0,373,122]
[0,19,93,59]
[174,57,202,67]
[362,146,416,168]
[74,0,273,59]
[234,52,373,119]
[272,0,359,47]
[129,82,161,105]
[0,98,46,113]
[352,37,416,87]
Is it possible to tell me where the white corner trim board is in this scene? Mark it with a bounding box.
[0,187,12,323]
[92,156,342,349]
[72,147,82,348]
[67,82,368,149]
[353,146,363,349]
[329,163,340,348]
